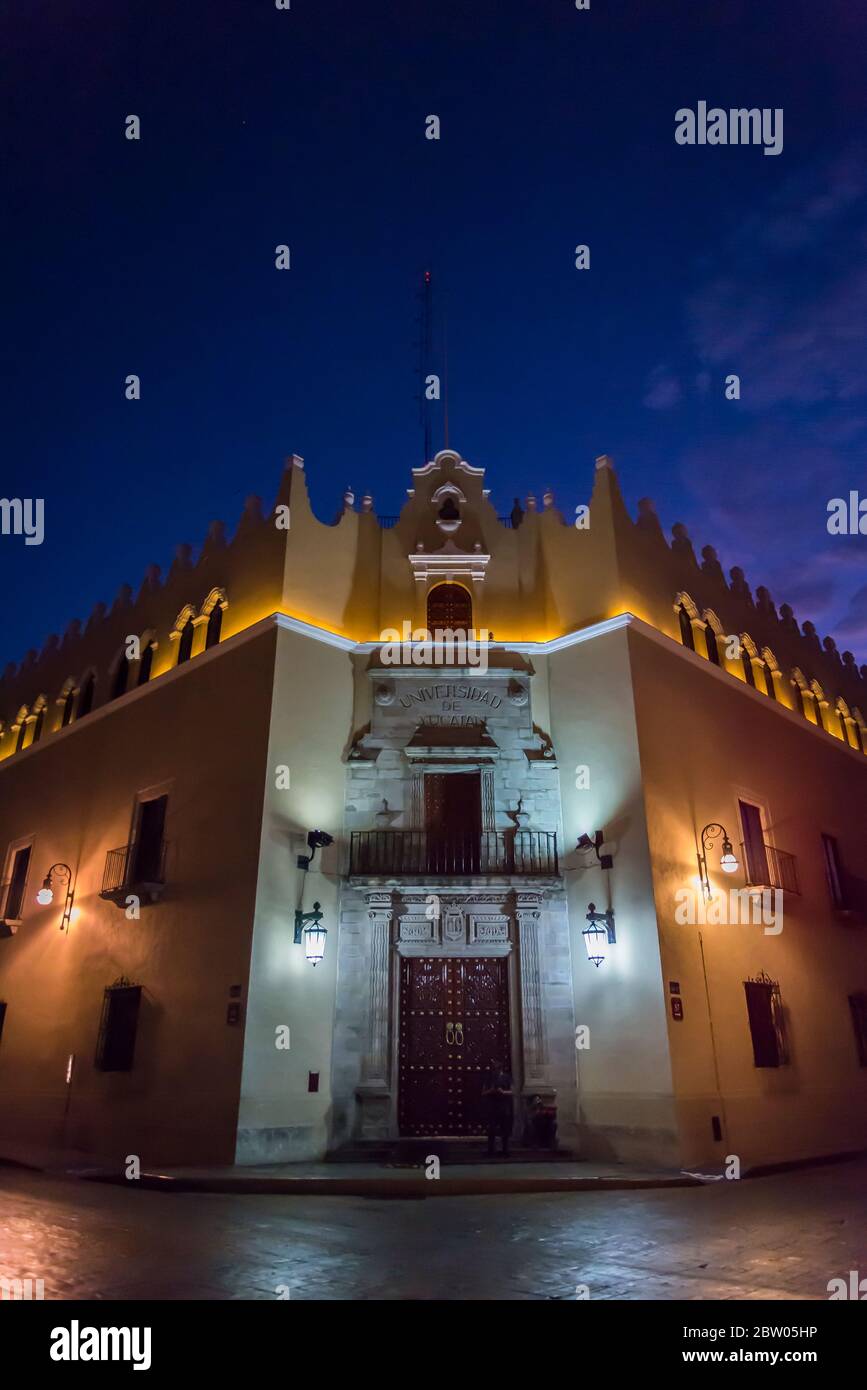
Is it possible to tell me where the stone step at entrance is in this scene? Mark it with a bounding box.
[326,1138,576,1166]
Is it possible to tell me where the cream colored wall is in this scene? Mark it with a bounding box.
[548,626,680,1166]
[629,625,867,1168]
[0,629,276,1165]
[235,623,353,1163]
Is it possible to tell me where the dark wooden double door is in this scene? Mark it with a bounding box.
[398,956,511,1136]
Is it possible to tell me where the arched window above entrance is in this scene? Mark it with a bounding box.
[427,583,472,632]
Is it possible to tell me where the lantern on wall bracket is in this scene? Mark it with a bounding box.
[583,902,616,967]
[697,823,739,900]
[294,901,327,965]
[36,863,75,932]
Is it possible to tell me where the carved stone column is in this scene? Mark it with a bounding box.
[410,773,423,829]
[516,891,547,1084]
[361,891,393,1086]
[482,768,496,830]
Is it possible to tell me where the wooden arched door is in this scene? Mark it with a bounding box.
[426,582,472,632]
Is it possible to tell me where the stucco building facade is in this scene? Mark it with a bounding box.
[0,449,865,1171]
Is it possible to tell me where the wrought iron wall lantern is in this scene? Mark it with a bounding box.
[697,823,739,900]
[294,901,327,965]
[583,902,616,967]
[36,862,75,932]
[293,828,333,964]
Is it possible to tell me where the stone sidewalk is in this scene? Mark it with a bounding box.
[84,1158,705,1197]
[0,1139,703,1197]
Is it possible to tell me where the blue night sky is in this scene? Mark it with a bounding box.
[3,0,866,664]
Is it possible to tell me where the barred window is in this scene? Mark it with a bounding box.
[744,972,788,1067]
[95,981,142,1072]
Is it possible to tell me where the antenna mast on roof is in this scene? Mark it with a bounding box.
[443,305,449,450]
[418,269,434,466]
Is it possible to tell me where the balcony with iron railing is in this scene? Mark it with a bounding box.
[741,841,800,894]
[349,829,558,878]
[99,840,168,907]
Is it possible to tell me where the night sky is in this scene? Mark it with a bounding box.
[3,0,866,665]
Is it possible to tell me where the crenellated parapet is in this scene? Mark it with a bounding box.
[609,486,867,742]
[1,447,864,762]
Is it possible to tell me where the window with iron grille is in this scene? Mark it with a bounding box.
[94,980,142,1072]
[744,971,788,1067]
[849,994,867,1068]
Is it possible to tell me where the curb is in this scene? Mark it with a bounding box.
[79,1171,703,1198]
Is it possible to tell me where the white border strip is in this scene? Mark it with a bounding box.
[3,608,865,771]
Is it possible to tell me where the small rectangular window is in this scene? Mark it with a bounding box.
[0,1001,6,1046]
[95,983,142,1071]
[3,846,32,921]
[849,994,867,1068]
[744,975,788,1067]
[822,834,846,909]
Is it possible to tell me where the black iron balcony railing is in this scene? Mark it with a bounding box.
[100,841,168,902]
[349,829,559,877]
[741,841,800,894]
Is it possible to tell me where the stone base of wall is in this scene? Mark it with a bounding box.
[355,1086,392,1139]
[235,1125,321,1165]
[577,1121,682,1169]
[577,1094,682,1168]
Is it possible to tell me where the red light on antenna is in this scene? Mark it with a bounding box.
[424,271,431,284]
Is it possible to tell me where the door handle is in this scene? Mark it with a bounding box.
[454,1023,464,1047]
[445,1022,455,1045]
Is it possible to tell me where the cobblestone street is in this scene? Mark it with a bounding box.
[1,1159,865,1301]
